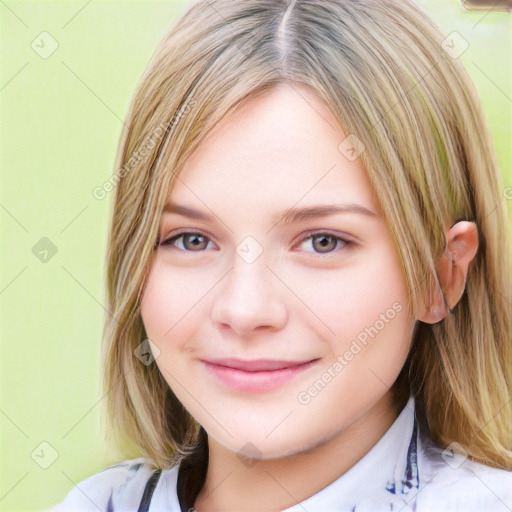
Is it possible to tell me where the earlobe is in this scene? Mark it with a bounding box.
[417,220,479,324]
[416,266,451,325]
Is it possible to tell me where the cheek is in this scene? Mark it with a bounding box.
[140,269,172,340]
[140,260,206,342]
[329,249,413,383]
[292,253,412,425]
[286,248,410,343]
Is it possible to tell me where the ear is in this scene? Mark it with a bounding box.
[417,221,479,324]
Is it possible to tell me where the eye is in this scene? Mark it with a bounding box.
[158,230,355,256]
[159,231,216,252]
[296,231,354,256]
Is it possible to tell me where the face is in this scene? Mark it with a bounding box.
[140,82,416,459]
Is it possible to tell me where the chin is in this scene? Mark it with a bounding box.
[208,425,323,462]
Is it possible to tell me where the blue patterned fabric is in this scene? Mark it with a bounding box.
[48,395,512,511]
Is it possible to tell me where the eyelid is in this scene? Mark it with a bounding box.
[158,228,219,251]
[296,228,356,245]
[293,229,356,258]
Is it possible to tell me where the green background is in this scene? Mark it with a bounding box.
[1,1,510,510]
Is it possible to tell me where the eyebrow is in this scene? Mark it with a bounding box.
[162,202,377,225]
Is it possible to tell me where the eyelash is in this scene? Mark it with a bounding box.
[158,230,355,258]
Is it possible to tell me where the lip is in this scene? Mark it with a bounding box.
[201,357,320,393]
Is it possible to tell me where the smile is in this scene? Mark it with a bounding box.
[200,358,320,393]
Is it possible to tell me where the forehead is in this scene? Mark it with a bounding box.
[166,83,379,217]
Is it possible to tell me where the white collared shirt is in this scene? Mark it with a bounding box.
[49,395,512,511]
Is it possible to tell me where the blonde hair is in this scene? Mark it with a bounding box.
[99,0,512,472]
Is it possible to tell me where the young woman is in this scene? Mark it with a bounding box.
[51,0,512,510]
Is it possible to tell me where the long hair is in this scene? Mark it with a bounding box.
[99,0,512,471]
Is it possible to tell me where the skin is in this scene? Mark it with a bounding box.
[140,82,478,512]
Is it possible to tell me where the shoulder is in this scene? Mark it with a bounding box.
[49,457,170,512]
[416,433,512,511]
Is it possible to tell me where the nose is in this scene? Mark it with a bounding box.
[211,255,288,337]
